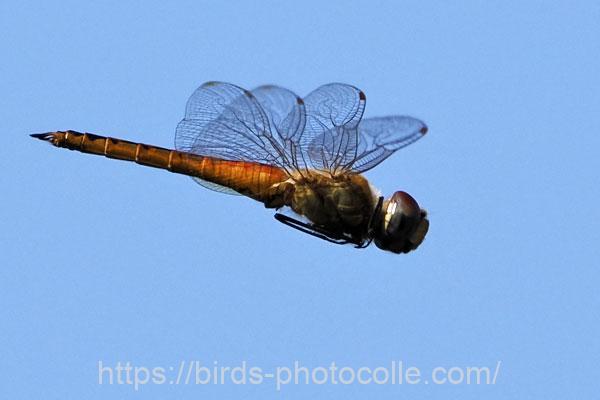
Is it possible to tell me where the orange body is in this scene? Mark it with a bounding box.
[35,130,289,203]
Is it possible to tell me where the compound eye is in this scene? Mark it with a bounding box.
[391,191,420,216]
[374,191,427,254]
[384,191,420,234]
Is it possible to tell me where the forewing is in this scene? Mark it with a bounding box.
[301,83,366,173]
[347,116,428,173]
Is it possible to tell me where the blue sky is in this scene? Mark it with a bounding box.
[2,1,599,398]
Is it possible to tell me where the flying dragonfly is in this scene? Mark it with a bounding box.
[32,82,429,253]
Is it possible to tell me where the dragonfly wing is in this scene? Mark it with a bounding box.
[175,82,426,194]
[347,116,427,173]
[190,178,241,195]
[251,85,304,139]
[251,85,309,171]
[297,85,426,174]
[300,83,366,173]
[175,82,292,194]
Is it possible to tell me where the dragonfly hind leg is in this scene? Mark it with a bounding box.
[274,213,362,246]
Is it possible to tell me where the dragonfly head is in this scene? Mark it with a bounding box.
[373,191,429,254]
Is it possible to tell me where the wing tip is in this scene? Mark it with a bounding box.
[419,125,428,135]
[202,81,221,87]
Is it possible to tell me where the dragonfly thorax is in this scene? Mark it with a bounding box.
[275,172,377,243]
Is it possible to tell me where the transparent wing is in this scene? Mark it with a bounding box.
[251,85,304,139]
[175,81,297,194]
[298,84,427,174]
[250,85,309,170]
[189,178,241,195]
[175,82,427,193]
[301,83,366,173]
[348,116,428,173]
[176,81,277,163]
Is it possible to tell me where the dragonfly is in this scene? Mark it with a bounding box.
[31,82,429,254]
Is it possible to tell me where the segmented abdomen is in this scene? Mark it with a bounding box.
[32,130,288,202]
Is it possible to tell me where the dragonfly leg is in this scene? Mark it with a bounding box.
[274,213,357,245]
[351,196,384,249]
[367,197,384,234]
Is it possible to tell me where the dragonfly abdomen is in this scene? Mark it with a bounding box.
[31,130,288,201]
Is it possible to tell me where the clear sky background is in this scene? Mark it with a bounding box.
[2,1,599,398]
